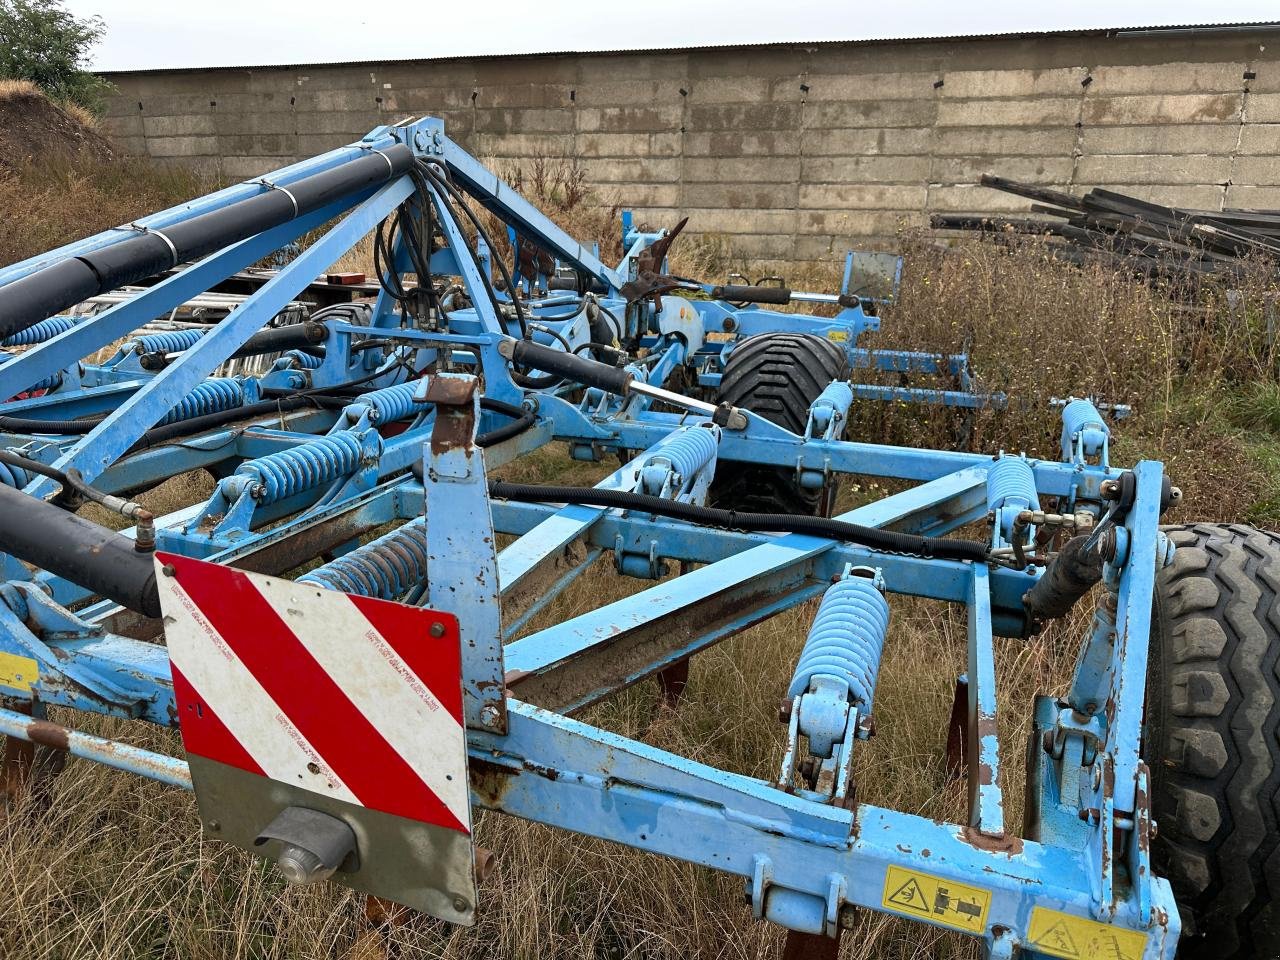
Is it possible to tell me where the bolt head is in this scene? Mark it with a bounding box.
[453,896,468,912]
[429,621,446,638]
[777,698,793,723]
[479,704,501,728]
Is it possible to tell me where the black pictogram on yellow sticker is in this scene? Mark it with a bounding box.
[1026,907,1148,960]
[880,865,990,934]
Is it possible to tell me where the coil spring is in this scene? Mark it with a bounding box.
[2,315,77,347]
[985,454,1039,514]
[132,329,207,355]
[233,431,371,505]
[641,425,718,481]
[364,381,429,424]
[0,460,29,488]
[299,518,427,599]
[283,350,324,370]
[1060,397,1108,460]
[787,571,890,710]
[158,377,244,426]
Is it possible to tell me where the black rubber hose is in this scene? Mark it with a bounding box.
[1021,534,1104,633]
[710,284,793,305]
[508,338,633,395]
[0,412,105,434]
[0,482,159,617]
[0,144,414,340]
[486,481,990,562]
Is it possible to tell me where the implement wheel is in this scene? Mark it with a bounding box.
[1149,523,1280,958]
[710,333,849,515]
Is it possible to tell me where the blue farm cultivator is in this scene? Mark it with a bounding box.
[0,115,1275,959]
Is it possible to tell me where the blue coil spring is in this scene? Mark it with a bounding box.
[233,431,368,505]
[985,454,1039,514]
[299,518,427,599]
[132,329,207,355]
[282,350,324,370]
[0,460,29,488]
[787,573,890,710]
[2,315,78,347]
[158,377,244,426]
[642,425,718,479]
[364,382,429,424]
[1060,397,1108,460]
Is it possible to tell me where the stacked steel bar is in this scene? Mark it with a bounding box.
[931,174,1280,284]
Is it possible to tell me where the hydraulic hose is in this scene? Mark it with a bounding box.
[486,482,990,562]
[0,144,415,341]
[0,482,160,617]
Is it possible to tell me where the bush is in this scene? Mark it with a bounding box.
[0,0,111,113]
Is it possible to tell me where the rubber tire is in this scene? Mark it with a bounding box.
[1149,523,1280,958]
[709,333,849,515]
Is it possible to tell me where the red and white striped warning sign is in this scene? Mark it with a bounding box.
[156,552,470,836]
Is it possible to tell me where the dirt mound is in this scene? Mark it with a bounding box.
[0,81,114,170]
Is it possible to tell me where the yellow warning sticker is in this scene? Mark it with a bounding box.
[1026,907,1148,960]
[0,651,38,693]
[880,865,990,934]
[826,330,849,342]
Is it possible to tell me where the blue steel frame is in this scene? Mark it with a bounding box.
[0,115,1177,958]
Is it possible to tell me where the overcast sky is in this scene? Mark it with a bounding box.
[65,1,1280,73]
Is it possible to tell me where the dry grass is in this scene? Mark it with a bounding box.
[6,153,1280,959]
[0,78,42,100]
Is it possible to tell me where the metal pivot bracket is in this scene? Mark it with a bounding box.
[424,373,508,733]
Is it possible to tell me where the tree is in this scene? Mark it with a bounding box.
[0,0,110,112]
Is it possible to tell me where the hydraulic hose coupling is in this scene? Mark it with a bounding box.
[787,566,890,757]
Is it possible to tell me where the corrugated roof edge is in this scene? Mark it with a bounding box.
[94,21,1280,76]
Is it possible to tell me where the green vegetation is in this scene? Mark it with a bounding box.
[0,0,110,113]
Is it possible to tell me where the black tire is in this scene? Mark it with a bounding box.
[709,333,849,515]
[1149,523,1280,958]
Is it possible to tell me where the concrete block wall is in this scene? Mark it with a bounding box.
[101,28,1280,264]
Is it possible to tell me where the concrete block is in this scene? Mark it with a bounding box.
[576,133,652,158]
[141,113,216,138]
[689,76,771,104]
[688,48,806,79]
[1074,154,1231,185]
[688,102,801,132]
[573,79,687,107]
[294,109,382,135]
[941,67,1086,99]
[221,156,291,180]
[1243,60,1280,93]
[937,97,1081,127]
[807,99,937,129]
[803,127,932,157]
[1230,155,1280,185]
[472,56,577,87]
[216,133,297,157]
[1224,184,1280,208]
[214,111,298,137]
[295,133,354,156]
[471,85,571,110]
[146,135,220,158]
[1090,61,1247,95]
[932,125,1077,156]
[110,135,148,156]
[606,183,681,207]
[649,132,682,157]
[473,108,574,135]
[385,86,476,111]
[684,156,798,184]
[931,155,1073,185]
[1247,93,1280,123]
[1238,122,1280,155]
[804,71,940,102]
[293,88,383,113]
[925,184,1036,213]
[796,209,915,237]
[720,233,799,261]
[101,114,143,138]
[470,132,575,158]
[578,53,688,83]
[679,207,797,234]
[798,183,928,211]
[1083,93,1242,125]
[581,157,681,184]
[681,182,799,210]
[576,105,683,133]
[683,131,794,157]
[135,93,220,116]
[1083,123,1241,156]
[801,155,932,184]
